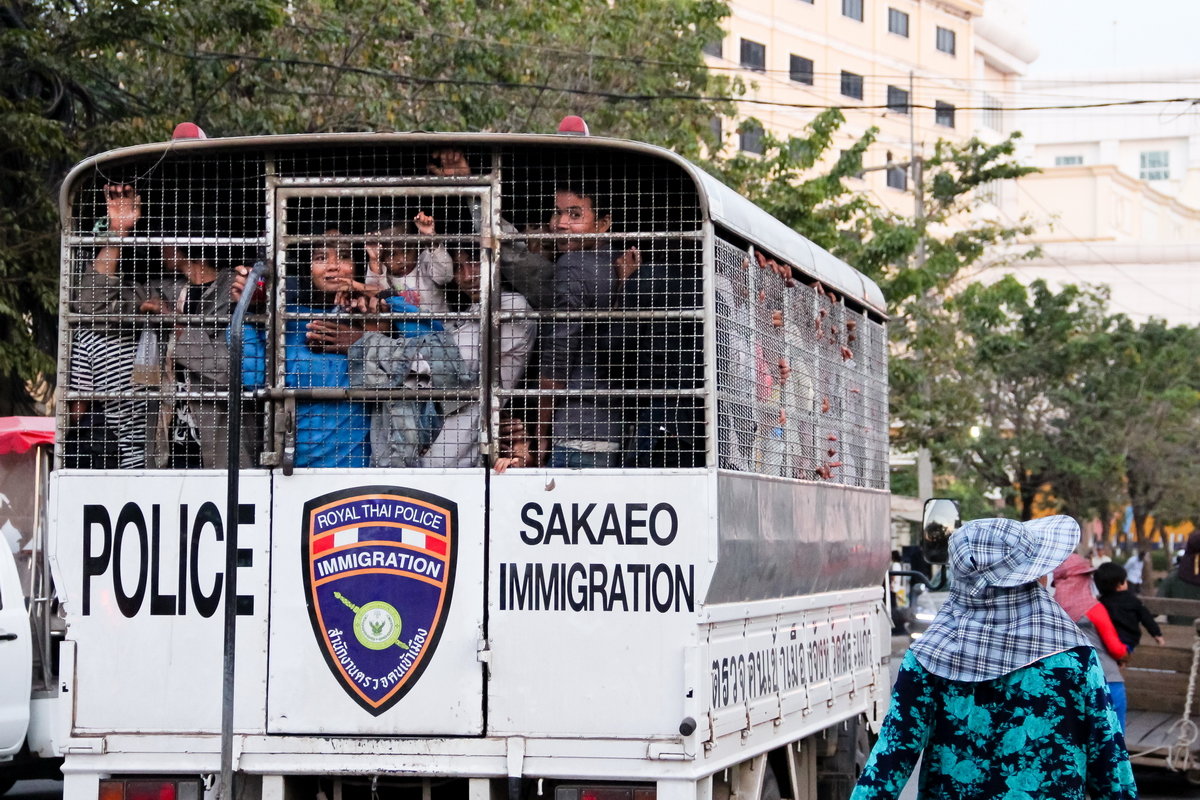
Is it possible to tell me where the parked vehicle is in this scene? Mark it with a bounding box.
[0,417,61,795]
[7,121,897,800]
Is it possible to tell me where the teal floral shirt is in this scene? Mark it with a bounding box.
[851,646,1136,799]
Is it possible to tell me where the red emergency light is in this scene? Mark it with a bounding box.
[557,115,590,135]
[171,122,208,140]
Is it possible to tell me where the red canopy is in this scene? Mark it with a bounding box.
[0,416,56,455]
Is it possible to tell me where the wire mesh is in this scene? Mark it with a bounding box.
[61,139,884,479]
[713,237,888,489]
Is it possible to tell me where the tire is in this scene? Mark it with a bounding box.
[816,715,873,800]
[760,764,781,800]
[711,759,782,800]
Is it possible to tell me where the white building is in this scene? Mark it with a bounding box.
[972,67,1200,325]
[706,0,1036,214]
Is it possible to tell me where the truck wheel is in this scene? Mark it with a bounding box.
[816,715,873,799]
[711,760,781,800]
[760,764,781,800]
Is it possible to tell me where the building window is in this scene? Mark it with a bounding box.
[740,39,766,72]
[887,164,908,190]
[1140,150,1170,181]
[790,55,814,85]
[935,100,955,127]
[702,38,723,58]
[982,93,1003,131]
[1054,155,1083,166]
[936,26,956,55]
[740,122,765,155]
[842,0,864,21]
[710,117,723,144]
[887,85,910,114]
[840,70,864,100]
[888,8,909,37]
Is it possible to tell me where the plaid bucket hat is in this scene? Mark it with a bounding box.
[910,515,1091,682]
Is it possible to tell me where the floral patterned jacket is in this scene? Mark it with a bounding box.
[851,646,1136,800]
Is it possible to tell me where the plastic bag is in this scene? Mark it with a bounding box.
[131,329,161,385]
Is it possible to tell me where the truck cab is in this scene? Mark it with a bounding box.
[0,416,60,794]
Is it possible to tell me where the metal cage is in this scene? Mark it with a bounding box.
[58,134,886,487]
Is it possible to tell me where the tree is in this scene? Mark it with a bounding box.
[83,0,738,152]
[705,117,1037,306]
[0,1,126,411]
[932,277,1113,519]
[1058,318,1200,552]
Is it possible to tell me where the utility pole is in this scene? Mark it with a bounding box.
[910,70,932,500]
[862,79,932,499]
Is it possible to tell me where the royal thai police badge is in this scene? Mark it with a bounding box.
[302,486,457,715]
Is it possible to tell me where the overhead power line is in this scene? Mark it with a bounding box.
[403,28,1200,90]
[148,45,1200,116]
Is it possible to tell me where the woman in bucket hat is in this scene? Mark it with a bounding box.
[850,516,1135,799]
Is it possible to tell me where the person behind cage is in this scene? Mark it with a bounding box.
[411,245,536,469]
[143,206,244,468]
[71,182,251,468]
[607,245,704,468]
[531,176,628,468]
[714,271,756,471]
[363,210,454,313]
[66,184,150,469]
[1051,553,1130,733]
[1094,560,1164,653]
[67,330,143,469]
[1159,531,1200,623]
[233,227,464,468]
[426,147,558,311]
[850,516,1135,800]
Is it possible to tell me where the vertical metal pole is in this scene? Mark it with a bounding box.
[33,443,50,689]
[908,74,933,500]
[220,261,268,800]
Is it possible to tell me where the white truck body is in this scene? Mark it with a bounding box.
[49,471,888,768]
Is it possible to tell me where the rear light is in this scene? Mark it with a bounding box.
[555,785,655,800]
[99,778,202,800]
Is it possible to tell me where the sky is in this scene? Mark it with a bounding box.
[1021,0,1200,76]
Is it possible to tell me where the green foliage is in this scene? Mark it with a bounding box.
[82,0,737,152]
[1058,318,1200,547]
[935,278,1113,518]
[934,477,999,524]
